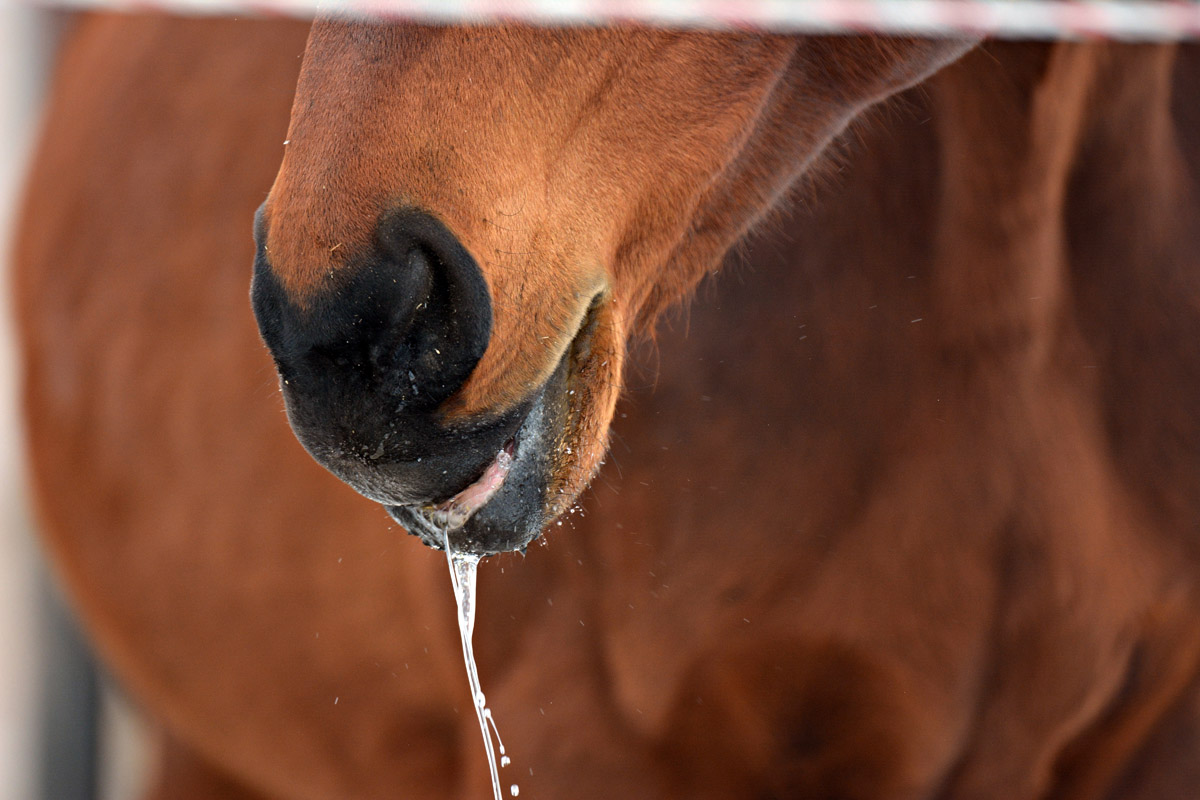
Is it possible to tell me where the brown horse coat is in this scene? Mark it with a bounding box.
[15,14,1200,800]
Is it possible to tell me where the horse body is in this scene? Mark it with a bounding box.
[15,14,1200,800]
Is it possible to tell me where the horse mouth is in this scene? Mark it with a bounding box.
[422,438,517,532]
[387,404,538,551]
[387,296,605,554]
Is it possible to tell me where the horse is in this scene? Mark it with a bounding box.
[15,10,1200,800]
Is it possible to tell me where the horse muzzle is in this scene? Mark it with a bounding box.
[250,207,570,554]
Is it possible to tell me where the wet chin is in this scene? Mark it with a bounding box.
[387,495,544,554]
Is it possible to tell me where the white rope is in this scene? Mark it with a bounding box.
[22,0,1200,40]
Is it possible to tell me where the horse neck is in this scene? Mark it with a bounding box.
[924,42,1193,373]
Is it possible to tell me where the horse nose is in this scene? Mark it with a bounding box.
[366,209,492,409]
[252,208,514,507]
[255,208,492,410]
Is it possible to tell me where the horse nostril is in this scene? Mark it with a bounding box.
[369,209,493,410]
[251,207,507,505]
[368,248,432,370]
[253,208,493,413]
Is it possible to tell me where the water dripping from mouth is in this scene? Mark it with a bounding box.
[445,530,518,800]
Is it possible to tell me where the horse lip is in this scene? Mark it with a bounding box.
[390,292,603,550]
[390,389,540,543]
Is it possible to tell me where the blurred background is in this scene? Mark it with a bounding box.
[0,10,56,799]
[0,5,1194,799]
[0,9,150,800]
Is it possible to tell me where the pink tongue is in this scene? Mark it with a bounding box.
[428,444,515,530]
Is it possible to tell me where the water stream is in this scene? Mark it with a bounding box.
[445,535,519,800]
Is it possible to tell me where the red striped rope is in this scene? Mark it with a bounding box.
[24,0,1200,40]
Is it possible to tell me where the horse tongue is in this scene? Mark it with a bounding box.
[428,442,515,530]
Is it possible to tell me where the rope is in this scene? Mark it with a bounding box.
[27,0,1200,41]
